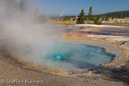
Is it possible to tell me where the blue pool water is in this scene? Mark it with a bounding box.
[43,42,115,73]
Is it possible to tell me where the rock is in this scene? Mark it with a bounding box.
[125,41,129,46]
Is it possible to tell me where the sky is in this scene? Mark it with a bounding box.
[35,0,129,16]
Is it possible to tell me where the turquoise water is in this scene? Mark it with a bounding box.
[44,42,115,72]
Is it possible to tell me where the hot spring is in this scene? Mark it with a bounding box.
[0,0,120,75]
[22,41,116,74]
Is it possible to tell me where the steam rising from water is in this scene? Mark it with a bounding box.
[0,0,115,74]
[0,0,64,66]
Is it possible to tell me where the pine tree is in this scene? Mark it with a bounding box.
[87,6,93,23]
[76,9,85,24]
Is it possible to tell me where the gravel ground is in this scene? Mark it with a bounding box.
[0,55,128,86]
[0,40,128,86]
[0,49,129,86]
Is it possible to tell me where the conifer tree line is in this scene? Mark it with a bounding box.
[76,6,93,24]
[76,7,102,24]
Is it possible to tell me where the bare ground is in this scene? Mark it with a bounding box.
[0,49,129,86]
